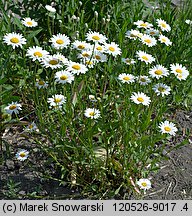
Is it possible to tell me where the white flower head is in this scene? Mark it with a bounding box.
[16,149,29,161]
[48,94,66,108]
[50,33,70,49]
[89,95,97,102]
[86,31,107,44]
[149,64,169,79]
[156,18,171,32]
[35,80,48,89]
[72,40,91,51]
[136,178,151,190]
[121,58,136,65]
[93,51,108,62]
[134,20,153,29]
[104,42,121,56]
[41,54,63,69]
[84,108,101,119]
[21,17,38,27]
[118,73,135,84]
[136,50,155,64]
[185,19,192,25]
[3,32,26,49]
[140,34,157,47]
[170,63,189,76]
[125,29,143,40]
[5,102,22,115]
[130,92,151,106]
[153,83,171,97]
[55,53,69,64]
[159,120,178,136]
[66,61,88,75]
[45,5,56,13]
[55,70,74,84]
[137,75,151,85]
[25,122,38,132]
[145,28,159,36]
[26,46,49,61]
[158,35,172,46]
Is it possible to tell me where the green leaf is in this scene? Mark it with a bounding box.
[27,29,42,40]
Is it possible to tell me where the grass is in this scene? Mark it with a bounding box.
[0,0,191,199]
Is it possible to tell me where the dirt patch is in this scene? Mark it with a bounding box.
[0,110,191,199]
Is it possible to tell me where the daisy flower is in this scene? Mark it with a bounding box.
[55,70,74,84]
[121,58,136,65]
[134,20,153,29]
[137,75,151,85]
[185,19,192,25]
[93,51,108,62]
[48,94,66,108]
[149,65,169,79]
[41,55,63,69]
[158,35,172,46]
[140,34,157,47]
[130,92,151,106]
[45,5,56,13]
[175,71,189,81]
[125,29,143,40]
[153,83,171,97]
[26,46,49,61]
[86,31,107,44]
[84,108,101,119]
[35,80,48,89]
[55,53,69,64]
[16,149,29,161]
[72,40,91,51]
[136,179,151,190]
[118,73,135,84]
[159,120,178,136]
[77,50,92,59]
[4,102,22,115]
[104,42,121,56]
[89,95,97,102]
[3,32,26,49]
[170,63,189,77]
[145,28,159,36]
[95,43,105,52]
[66,61,88,75]
[25,122,38,132]
[21,17,38,27]
[136,51,155,64]
[50,33,70,49]
[156,18,171,32]
[84,59,97,68]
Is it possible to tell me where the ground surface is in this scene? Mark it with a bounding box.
[0,110,191,200]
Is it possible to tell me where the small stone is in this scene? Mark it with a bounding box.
[6,160,15,170]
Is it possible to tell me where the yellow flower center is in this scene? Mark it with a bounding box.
[142,56,149,61]
[130,34,137,38]
[92,35,100,40]
[144,39,152,43]
[34,51,43,57]
[137,97,144,102]
[150,31,155,35]
[86,61,93,65]
[60,75,68,80]
[109,46,115,52]
[54,98,62,103]
[78,45,85,49]
[9,104,17,110]
[141,23,147,27]
[95,55,101,60]
[82,53,90,57]
[158,87,165,92]
[10,37,19,43]
[140,78,146,82]
[38,80,45,85]
[72,64,81,70]
[141,182,147,187]
[89,112,95,116]
[155,70,163,75]
[29,124,33,129]
[49,59,58,65]
[26,21,33,26]
[176,69,182,74]
[56,39,64,44]
[161,23,167,28]
[96,46,102,51]
[123,76,130,81]
[162,38,167,42]
[125,59,131,63]
[164,126,171,132]
[20,152,26,157]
